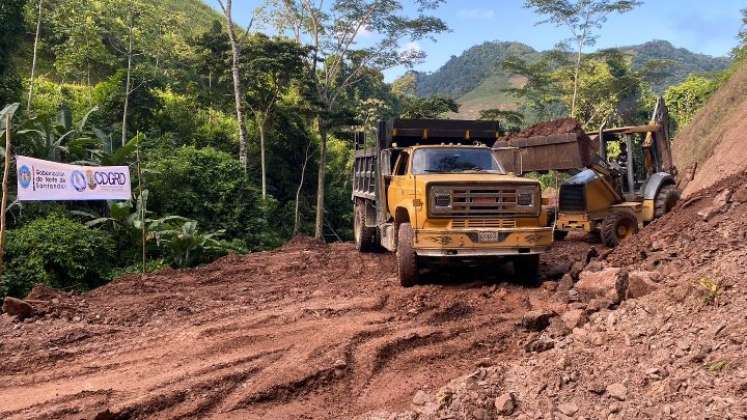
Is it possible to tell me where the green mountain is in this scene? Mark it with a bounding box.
[413,40,731,119]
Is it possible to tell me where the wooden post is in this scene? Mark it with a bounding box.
[0,113,12,275]
[135,134,146,277]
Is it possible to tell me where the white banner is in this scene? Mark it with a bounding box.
[16,156,132,201]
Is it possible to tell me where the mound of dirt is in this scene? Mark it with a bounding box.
[606,170,747,271]
[500,117,589,141]
[0,240,594,420]
[368,172,747,420]
[674,61,747,196]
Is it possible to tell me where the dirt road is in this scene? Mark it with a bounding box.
[0,238,591,420]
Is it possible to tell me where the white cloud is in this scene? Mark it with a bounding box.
[357,26,374,38]
[399,41,423,53]
[457,8,496,20]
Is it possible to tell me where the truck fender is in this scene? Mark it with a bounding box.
[642,172,676,200]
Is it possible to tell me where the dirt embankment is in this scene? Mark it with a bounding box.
[369,172,747,420]
[0,238,596,420]
[674,61,747,196]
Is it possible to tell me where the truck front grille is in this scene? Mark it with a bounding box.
[429,184,539,217]
[451,218,517,229]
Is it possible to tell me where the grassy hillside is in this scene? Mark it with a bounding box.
[416,40,731,119]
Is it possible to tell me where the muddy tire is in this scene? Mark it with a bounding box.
[514,254,540,286]
[553,230,569,241]
[654,184,680,218]
[397,223,419,287]
[354,202,377,252]
[601,211,638,247]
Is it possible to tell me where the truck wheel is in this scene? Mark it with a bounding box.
[553,230,569,241]
[514,254,540,286]
[601,212,638,247]
[397,223,419,287]
[654,184,680,218]
[354,202,377,252]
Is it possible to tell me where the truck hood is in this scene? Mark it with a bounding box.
[414,172,540,186]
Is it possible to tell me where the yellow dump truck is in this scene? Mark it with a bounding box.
[352,119,553,287]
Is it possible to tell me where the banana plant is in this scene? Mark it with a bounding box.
[155,221,225,267]
[16,106,100,162]
[75,190,186,243]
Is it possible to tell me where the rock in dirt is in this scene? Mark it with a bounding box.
[626,271,661,299]
[606,383,628,401]
[525,336,555,353]
[697,188,733,221]
[2,297,33,319]
[561,309,588,329]
[558,402,579,416]
[494,393,515,416]
[521,310,554,331]
[575,268,629,304]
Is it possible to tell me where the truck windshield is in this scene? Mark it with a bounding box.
[412,148,505,174]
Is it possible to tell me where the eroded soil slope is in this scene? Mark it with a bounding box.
[0,238,593,420]
[371,172,747,420]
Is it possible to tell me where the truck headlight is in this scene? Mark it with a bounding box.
[431,187,451,208]
[434,193,451,207]
[517,191,534,206]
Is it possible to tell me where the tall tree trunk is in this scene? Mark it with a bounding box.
[571,41,582,117]
[258,115,267,199]
[314,122,327,240]
[293,139,312,234]
[221,0,249,170]
[27,0,44,111]
[121,16,134,147]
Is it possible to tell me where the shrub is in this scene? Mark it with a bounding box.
[144,146,282,249]
[1,215,115,298]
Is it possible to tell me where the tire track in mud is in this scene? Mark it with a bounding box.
[0,239,585,419]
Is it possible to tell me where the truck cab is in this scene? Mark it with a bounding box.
[353,119,553,287]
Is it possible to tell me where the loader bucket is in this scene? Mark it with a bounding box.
[493,132,596,174]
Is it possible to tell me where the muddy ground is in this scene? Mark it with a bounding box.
[0,237,595,420]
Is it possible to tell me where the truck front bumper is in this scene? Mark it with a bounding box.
[413,227,553,257]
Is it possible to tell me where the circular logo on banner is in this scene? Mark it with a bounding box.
[18,165,32,189]
[71,170,87,192]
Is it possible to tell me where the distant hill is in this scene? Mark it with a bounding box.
[623,40,732,91]
[412,40,731,119]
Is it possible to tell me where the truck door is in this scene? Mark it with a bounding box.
[387,151,412,214]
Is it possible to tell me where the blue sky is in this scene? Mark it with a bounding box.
[205,0,745,81]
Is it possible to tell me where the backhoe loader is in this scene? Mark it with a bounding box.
[493,97,679,247]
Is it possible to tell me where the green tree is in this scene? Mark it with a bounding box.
[523,0,641,116]
[0,0,26,105]
[664,74,718,130]
[400,96,458,118]
[194,20,232,105]
[501,48,570,121]
[216,0,254,171]
[2,214,115,298]
[274,0,448,239]
[241,34,307,199]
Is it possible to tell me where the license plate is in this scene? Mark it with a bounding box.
[478,231,500,242]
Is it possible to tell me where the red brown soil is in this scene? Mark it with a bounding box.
[674,61,747,197]
[499,117,590,141]
[371,173,747,420]
[0,238,594,420]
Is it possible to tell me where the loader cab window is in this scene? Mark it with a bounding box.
[394,152,410,176]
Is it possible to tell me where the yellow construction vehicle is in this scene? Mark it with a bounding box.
[353,119,554,287]
[494,97,679,247]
